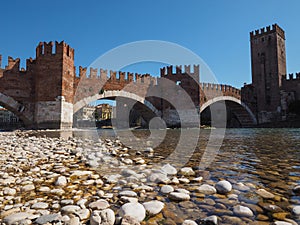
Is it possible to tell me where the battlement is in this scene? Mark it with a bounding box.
[282,73,300,81]
[250,23,285,39]
[36,41,74,59]
[5,56,21,71]
[77,66,157,85]
[160,65,200,77]
[200,82,240,94]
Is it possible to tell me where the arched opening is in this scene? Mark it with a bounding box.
[200,96,257,128]
[73,90,160,129]
[0,93,31,130]
[0,106,24,130]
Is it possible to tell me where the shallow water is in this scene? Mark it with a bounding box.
[27,128,300,223]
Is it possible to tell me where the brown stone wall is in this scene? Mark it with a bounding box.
[250,24,287,114]
[282,74,300,100]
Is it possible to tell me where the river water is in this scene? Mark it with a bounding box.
[29,128,300,223]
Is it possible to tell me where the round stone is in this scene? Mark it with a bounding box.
[21,184,35,192]
[233,205,254,217]
[119,202,146,222]
[160,185,174,194]
[256,188,275,199]
[3,212,36,225]
[31,202,49,209]
[3,187,16,196]
[89,199,110,210]
[179,167,195,176]
[197,184,216,195]
[61,205,81,215]
[215,180,232,194]
[273,222,293,225]
[99,209,115,225]
[142,200,164,215]
[55,176,68,186]
[35,214,61,225]
[119,190,137,197]
[90,211,101,225]
[75,208,91,220]
[148,172,170,184]
[169,192,190,201]
[121,215,140,225]
[293,185,300,194]
[161,164,177,175]
[182,220,198,225]
[203,215,218,225]
[292,205,300,215]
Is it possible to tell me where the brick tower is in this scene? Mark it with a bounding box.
[250,24,287,122]
[34,41,75,129]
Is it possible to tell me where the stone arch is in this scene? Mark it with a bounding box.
[0,93,31,125]
[73,90,160,116]
[200,96,257,126]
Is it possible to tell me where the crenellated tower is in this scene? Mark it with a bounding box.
[250,24,287,122]
[34,41,75,129]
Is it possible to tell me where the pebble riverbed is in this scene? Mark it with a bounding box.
[0,131,300,225]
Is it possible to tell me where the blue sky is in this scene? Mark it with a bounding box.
[1,0,300,88]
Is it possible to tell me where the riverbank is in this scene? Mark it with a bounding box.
[0,130,299,225]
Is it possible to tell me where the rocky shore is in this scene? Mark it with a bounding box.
[0,131,299,225]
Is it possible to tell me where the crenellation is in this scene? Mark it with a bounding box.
[167,65,173,75]
[100,69,108,79]
[127,72,134,82]
[119,71,125,81]
[250,23,285,39]
[44,41,53,55]
[35,41,75,59]
[79,66,87,78]
[6,56,20,71]
[135,73,141,83]
[160,67,166,76]
[282,73,300,81]
[184,65,191,74]
[176,65,182,74]
[36,42,44,57]
[193,65,200,75]
[160,64,199,78]
[110,70,117,80]
[90,68,98,78]
[26,57,35,72]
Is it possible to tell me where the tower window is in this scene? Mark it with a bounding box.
[266,95,271,105]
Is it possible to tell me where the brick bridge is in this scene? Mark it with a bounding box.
[0,41,257,129]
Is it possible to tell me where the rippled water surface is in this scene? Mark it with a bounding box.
[33,128,300,223]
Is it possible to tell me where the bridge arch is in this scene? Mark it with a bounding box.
[200,96,257,127]
[0,93,31,125]
[73,90,160,120]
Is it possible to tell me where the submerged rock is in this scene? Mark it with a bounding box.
[215,180,232,194]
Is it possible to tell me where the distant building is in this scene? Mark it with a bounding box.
[95,104,113,120]
[0,108,19,123]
